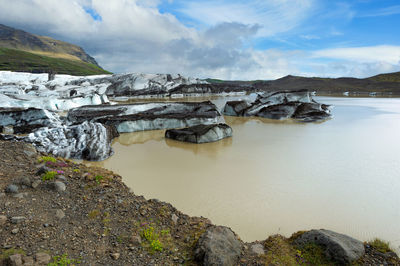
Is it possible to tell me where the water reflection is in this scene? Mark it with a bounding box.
[165,137,232,156]
[116,130,165,146]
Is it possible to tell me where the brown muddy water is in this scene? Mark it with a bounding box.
[87,96,400,252]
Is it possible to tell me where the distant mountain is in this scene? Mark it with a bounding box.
[0,24,110,75]
[367,71,400,82]
[0,47,111,76]
[207,71,400,95]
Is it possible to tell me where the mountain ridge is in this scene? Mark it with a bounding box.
[0,24,101,68]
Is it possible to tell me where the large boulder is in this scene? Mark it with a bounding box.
[67,101,223,133]
[194,226,243,266]
[165,123,232,143]
[0,107,61,134]
[24,121,116,161]
[223,90,331,122]
[293,229,365,264]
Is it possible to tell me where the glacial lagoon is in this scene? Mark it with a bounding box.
[88,96,400,252]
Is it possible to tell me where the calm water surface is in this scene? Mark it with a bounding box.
[88,96,400,252]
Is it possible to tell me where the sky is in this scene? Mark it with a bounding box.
[0,0,400,80]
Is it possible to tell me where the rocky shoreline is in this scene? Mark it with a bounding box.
[0,140,399,265]
[1,71,399,265]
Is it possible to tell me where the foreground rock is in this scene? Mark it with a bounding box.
[223,89,332,122]
[24,121,116,161]
[67,101,223,133]
[293,229,365,264]
[0,107,61,134]
[165,123,232,143]
[194,226,243,266]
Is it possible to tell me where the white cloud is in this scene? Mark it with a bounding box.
[312,45,400,65]
[175,0,316,36]
[0,0,398,80]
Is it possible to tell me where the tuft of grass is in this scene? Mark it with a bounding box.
[88,210,100,219]
[368,238,393,253]
[42,171,57,181]
[39,156,57,163]
[47,253,80,266]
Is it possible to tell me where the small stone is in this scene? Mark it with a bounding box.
[35,253,51,265]
[11,228,19,234]
[8,253,23,266]
[111,253,120,260]
[22,255,34,265]
[23,144,37,157]
[16,177,31,187]
[5,184,19,194]
[43,223,49,228]
[50,181,66,192]
[172,213,179,225]
[0,215,7,225]
[13,193,25,199]
[36,165,50,176]
[31,180,41,189]
[130,235,142,245]
[251,243,265,255]
[95,245,106,256]
[11,216,26,224]
[0,192,5,197]
[57,175,67,182]
[55,209,65,219]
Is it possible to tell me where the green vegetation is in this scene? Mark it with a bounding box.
[298,243,334,265]
[264,235,298,265]
[0,248,26,260]
[47,253,80,266]
[141,225,164,252]
[95,175,104,184]
[368,238,392,253]
[42,171,57,181]
[39,156,57,163]
[88,210,100,219]
[368,71,400,82]
[0,48,111,76]
[264,234,335,265]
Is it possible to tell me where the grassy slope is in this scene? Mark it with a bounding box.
[368,71,400,82]
[0,47,111,76]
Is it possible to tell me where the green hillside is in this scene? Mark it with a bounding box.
[0,47,111,76]
[367,71,400,82]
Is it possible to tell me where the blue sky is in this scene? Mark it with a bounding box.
[0,0,399,80]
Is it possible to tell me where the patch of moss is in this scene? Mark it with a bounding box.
[264,235,298,265]
[368,238,393,253]
[298,243,335,265]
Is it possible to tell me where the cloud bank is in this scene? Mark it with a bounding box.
[0,0,399,80]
